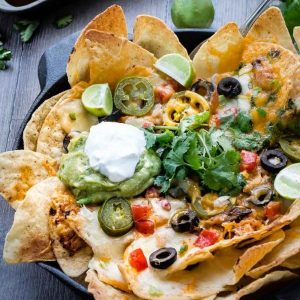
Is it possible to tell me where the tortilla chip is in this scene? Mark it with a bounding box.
[233,229,285,280]
[133,15,189,59]
[67,5,128,86]
[281,252,300,269]
[166,199,300,273]
[218,271,297,300]
[86,269,141,300]
[23,91,68,151]
[192,23,244,79]
[247,227,300,279]
[68,206,134,292]
[48,188,92,277]
[36,91,98,161]
[3,177,60,263]
[0,150,58,209]
[84,30,156,89]
[245,7,297,54]
[121,230,285,300]
[293,26,300,49]
[242,42,300,130]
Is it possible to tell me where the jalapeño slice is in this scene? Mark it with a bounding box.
[114,77,154,116]
[279,137,300,162]
[98,198,133,236]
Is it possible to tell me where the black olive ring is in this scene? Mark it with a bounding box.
[260,149,288,173]
[217,77,242,98]
[170,209,199,233]
[149,247,177,269]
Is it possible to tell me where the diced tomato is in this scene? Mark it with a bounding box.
[129,248,148,271]
[142,121,153,129]
[240,150,258,172]
[135,220,155,235]
[194,229,219,249]
[155,83,175,103]
[264,202,281,220]
[131,204,151,222]
[145,186,160,199]
[209,114,220,128]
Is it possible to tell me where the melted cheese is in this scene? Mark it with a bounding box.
[57,99,98,133]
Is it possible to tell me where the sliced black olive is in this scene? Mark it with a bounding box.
[170,209,199,233]
[149,247,177,269]
[260,149,288,173]
[98,109,122,123]
[63,135,71,153]
[191,79,215,100]
[249,185,273,206]
[217,77,242,98]
[224,206,252,223]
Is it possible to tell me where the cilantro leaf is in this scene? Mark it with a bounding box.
[232,131,269,151]
[179,111,210,133]
[236,112,252,133]
[0,38,12,70]
[54,15,73,29]
[256,108,267,118]
[14,20,40,43]
[144,129,174,149]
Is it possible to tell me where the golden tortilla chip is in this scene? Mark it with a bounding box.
[23,91,68,151]
[242,42,300,131]
[84,30,156,89]
[247,226,300,279]
[0,150,58,209]
[245,7,297,53]
[36,91,98,161]
[192,23,244,79]
[48,188,92,277]
[293,26,300,49]
[3,177,60,263]
[67,5,128,86]
[166,199,300,273]
[120,230,285,300]
[133,15,189,59]
[281,252,300,269]
[68,206,134,292]
[86,269,141,300]
[219,271,297,300]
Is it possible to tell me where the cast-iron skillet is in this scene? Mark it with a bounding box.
[12,29,300,299]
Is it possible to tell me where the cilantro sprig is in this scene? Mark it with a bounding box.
[54,15,73,29]
[13,20,40,43]
[145,112,245,195]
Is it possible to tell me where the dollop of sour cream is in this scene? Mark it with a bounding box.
[84,122,146,182]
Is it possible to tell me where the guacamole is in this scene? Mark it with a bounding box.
[58,133,161,204]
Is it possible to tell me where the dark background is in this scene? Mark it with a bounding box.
[0,1,273,299]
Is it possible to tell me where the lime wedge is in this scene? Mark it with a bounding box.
[274,163,300,200]
[82,84,113,117]
[154,53,195,87]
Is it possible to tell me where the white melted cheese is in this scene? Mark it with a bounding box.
[84,122,146,182]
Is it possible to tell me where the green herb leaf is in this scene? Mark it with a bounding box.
[149,286,163,297]
[179,111,210,133]
[54,15,73,29]
[144,129,174,149]
[256,108,267,118]
[0,44,12,70]
[179,244,188,255]
[69,112,76,120]
[236,112,252,133]
[14,20,40,43]
[233,131,269,151]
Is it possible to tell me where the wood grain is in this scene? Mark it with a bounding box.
[0,1,264,299]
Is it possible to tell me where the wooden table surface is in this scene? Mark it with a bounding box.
[0,0,264,299]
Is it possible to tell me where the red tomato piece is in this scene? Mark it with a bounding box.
[264,202,281,220]
[155,83,175,103]
[131,205,151,222]
[145,186,160,198]
[135,220,155,235]
[129,248,148,271]
[194,229,219,249]
[240,150,258,172]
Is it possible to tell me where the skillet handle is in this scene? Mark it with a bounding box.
[37,32,79,91]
